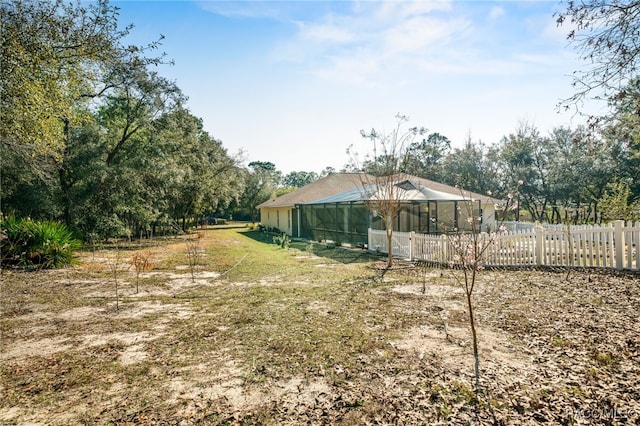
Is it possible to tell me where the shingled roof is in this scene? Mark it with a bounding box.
[259,173,498,208]
[406,176,497,203]
[257,173,373,209]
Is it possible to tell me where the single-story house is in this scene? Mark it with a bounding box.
[258,173,499,245]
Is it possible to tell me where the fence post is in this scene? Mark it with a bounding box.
[479,232,488,266]
[440,234,448,264]
[614,220,625,270]
[535,224,544,266]
[409,231,415,261]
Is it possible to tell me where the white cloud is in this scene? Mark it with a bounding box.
[310,53,382,87]
[488,6,505,21]
[381,16,462,55]
[268,0,475,87]
[197,1,284,20]
[514,52,561,67]
[372,0,452,22]
[298,22,355,44]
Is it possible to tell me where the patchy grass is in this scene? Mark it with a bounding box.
[1,228,639,424]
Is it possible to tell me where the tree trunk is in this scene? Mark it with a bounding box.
[59,168,72,226]
[386,228,393,268]
[466,267,480,396]
[58,117,72,226]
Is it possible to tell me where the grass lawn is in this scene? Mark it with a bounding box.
[1,227,639,425]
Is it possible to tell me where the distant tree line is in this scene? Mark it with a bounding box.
[353,114,639,224]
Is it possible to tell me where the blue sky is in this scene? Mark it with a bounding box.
[112,0,599,174]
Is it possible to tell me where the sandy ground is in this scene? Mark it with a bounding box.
[1,261,639,425]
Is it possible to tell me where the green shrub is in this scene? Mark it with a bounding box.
[1,217,81,269]
[272,233,290,249]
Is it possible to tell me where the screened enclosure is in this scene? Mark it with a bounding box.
[297,199,485,246]
[261,175,497,246]
[298,202,370,246]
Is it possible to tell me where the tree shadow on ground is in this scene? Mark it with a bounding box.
[240,230,379,264]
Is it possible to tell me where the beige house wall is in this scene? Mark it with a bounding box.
[260,207,293,235]
[481,202,497,232]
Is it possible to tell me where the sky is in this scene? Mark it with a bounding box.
[112,0,600,174]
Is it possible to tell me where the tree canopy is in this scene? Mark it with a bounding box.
[1,0,244,239]
[556,0,640,111]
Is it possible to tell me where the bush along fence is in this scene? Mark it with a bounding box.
[368,220,640,271]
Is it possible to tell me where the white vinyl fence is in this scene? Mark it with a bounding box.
[368,220,640,271]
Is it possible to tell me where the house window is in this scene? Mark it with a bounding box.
[288,210,291,230]
[277,210,280,228]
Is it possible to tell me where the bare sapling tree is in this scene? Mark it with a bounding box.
[185,232,204,283]
[447,199,490,398]
[445,184,518,402]
[132,251,154,293]
[349,114,427,268]
[107,241,123,311]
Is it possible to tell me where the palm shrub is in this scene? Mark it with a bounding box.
[1,217,81,269]
[1,216,29,267]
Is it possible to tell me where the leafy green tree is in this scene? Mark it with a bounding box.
[42,101,243,240]
[1,0,121,155]
[98,66,184,167]
[555,1,640,214]
[439,136,498,197]
[0,0,244,242]
[1,0,166,168]
[238,161,281,223]
[545,126,617,223]
[1,0,174,230]
[492,124,552,221]
[319,166,337,177]
[403,132,451,180]
[281,171,318,188]
[1,0,123,220]
[491,123,620,223]
[0,144,58,219]
[603,77,640,199]
[599,180,640,221]
[545,127,586,222]
[55,65,183,231]
[160,112,243,231]
[82,108,241,236]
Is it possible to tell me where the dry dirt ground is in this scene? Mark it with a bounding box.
[1,235,639,425]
